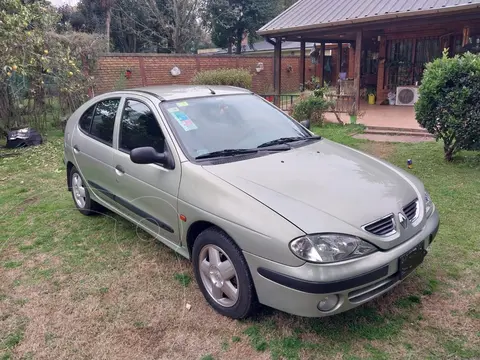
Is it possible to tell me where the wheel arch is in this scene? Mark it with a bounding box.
[186,220,233,259]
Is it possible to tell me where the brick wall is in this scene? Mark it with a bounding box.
[94,54,311,95]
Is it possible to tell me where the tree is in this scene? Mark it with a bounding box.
[101,0,115,51]
[77,0,107,33]
[56,4,86,32]
[0,0,105,134]
[415,51,480,161]
[78,0,206,53]
[279,0,298,11]
[202,0,278,54]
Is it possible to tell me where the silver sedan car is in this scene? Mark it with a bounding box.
[64,85,440,319]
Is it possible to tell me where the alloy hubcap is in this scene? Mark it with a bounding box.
[209,266,224,288]
[72,173,86,208]
[199,245,239,308]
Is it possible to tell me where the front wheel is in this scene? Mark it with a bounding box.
[70,166,102,216]
[192,227,257,319]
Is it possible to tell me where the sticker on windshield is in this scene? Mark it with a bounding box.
[171,110,198,131]
[171,111,189,121]
[167,107,180,113]
[176,101,189,107]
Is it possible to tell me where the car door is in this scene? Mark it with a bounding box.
[71,97,121,206]
[111,96,181,246]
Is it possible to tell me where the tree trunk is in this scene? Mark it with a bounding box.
[444,146,455,161]
[235,28,243,54]
[443,134,456,161]
[106,8,111,52]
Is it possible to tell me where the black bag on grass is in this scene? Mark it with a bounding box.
[6,128,43,148]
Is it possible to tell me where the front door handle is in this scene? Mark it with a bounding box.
[73,145,80,154]
[115,165,125,175]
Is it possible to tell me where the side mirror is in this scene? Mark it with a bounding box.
[300,120,311,130]
[130,147,174,169]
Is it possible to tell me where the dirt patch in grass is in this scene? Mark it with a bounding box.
[13,196,39,216]
[359,142,396,159]
[421,288,480,344]
[6,247,261,360]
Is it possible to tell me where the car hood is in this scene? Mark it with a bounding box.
[203,139,423,238]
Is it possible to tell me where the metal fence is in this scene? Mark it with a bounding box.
[259,92,355,115]
[259,94,300,112]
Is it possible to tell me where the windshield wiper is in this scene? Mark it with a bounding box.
[195,145,292,160]
[257,135,321,149]
[195,148,259,160]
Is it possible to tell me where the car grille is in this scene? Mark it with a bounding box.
[403,199,419,222]
[348,275,398,304]
[363,215,395,236]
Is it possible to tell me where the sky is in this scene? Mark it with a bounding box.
[49,0,78,7]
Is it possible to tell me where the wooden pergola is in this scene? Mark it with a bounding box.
[259,0,480,108]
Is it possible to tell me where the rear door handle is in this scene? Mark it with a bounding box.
[115,165,125,175]
[73,145,80,154]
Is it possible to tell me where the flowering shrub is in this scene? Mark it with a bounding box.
[0,0,105,134]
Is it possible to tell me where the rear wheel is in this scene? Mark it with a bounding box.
[192,227,257,319]
[70,166,102,216]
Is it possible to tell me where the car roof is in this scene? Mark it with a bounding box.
[120,85,252,101]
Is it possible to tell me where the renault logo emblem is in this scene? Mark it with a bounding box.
[399,213,408,229]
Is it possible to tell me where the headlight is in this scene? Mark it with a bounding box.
[425,191,434,217]
[289,234,377,263]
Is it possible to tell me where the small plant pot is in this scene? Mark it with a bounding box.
[350,115,357,124]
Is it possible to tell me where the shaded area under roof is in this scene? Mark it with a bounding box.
[259,0,480,35]
[212,40,317,54]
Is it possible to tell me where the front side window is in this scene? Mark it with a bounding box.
[79,105,95,133]
[89,99,120,145]
[160,94,310,159]
[120,100,165,153]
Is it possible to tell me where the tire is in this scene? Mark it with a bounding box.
[69,166,102,216]
[192,227,257,319]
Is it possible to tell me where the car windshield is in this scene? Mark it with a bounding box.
[160,94,313,160]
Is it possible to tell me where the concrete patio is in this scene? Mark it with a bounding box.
[325,102,422,130]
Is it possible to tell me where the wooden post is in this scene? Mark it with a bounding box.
[337,42,343,86]
[273,38,282,106]
[411,38,417,85]
[354,30,363,110]
[348,45,355,78]
[319,42,325,87]
[376,35,386,104]
[299,41,306,92]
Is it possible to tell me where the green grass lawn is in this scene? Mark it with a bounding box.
[0,126,479,360]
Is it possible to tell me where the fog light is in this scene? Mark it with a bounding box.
[317,294,339,312]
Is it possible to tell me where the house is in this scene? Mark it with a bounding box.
[199,39,353,87]
[258,0,480,106]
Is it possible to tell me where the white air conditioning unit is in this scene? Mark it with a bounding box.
[396,86,419,106]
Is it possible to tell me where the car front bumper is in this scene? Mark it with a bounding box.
[244,209,440,317]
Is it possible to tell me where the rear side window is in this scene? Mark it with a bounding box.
[79,105,95,133]
[119,100,165,153]
[89,99,120,146]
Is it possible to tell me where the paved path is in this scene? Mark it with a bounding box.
[353,133,435,143]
